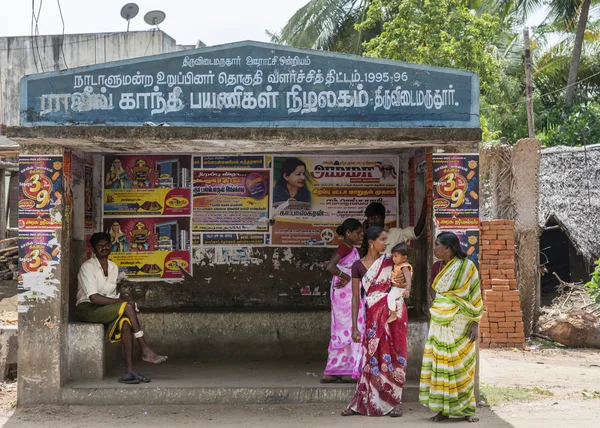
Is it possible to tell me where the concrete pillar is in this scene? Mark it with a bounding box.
[17,146,68,404]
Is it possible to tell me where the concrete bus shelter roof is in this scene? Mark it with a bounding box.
[7,126,481,153]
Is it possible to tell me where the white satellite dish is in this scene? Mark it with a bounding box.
[144,10,166,28]
[120,3,139,32]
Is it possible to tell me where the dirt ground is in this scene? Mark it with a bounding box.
[0,295,17,325]
[0,345,598,427]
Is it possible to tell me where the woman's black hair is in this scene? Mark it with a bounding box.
[90,232,111,250]
[436,231,467,259]
[365,226,385,243]
[277,158,307,185]
[336,218,362,236]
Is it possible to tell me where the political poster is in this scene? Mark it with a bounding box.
[271,155,398,246]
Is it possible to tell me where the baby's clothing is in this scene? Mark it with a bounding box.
[387,262,413,312]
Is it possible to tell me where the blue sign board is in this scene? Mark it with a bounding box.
[20,41,479,128]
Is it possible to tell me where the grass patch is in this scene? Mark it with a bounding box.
[480,384,554,407]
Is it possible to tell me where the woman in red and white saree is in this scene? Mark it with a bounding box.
[342,226,408,417]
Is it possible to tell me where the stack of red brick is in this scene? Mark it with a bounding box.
[479,220,525,348]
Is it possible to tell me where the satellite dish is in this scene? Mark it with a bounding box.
[144,10,166,27]
[120,3,139,32]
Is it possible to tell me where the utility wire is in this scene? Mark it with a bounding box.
[33,0,46,72]
[481,68,600,112]
[56,0,68,69]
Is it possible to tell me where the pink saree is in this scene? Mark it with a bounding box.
[324,247,366,379]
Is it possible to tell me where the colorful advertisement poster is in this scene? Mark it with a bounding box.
[18,230,61,284]
[436,228,480,270]
[271,155,398,246]
[104,154,192,217]
[432,154,479,229]
[194,156,265,169]
[18,155,63,230]
[193,170,270,231]
[84,163,94,229]
[103,217,191,279]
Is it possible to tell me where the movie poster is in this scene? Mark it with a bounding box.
[432,153,479,229]
[192,170,270,231]
[18,155,64,230]
[102,217,191,279]
[270,155,398,246]
[103,154,192,216]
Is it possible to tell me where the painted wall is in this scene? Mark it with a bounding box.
[69,148,429,313]
[0,31,184,126]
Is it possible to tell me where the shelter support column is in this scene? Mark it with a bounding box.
[17,146,69,404]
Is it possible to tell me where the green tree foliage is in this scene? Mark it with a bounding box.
[359,0,503,93]
[584,259,600,305]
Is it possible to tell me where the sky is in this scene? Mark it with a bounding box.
[0,0,310,46]
[0,1,557,47]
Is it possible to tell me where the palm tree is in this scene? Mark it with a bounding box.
[270,0,374,54]
[552,0,594,108]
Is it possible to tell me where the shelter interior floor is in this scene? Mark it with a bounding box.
[64,360,420,405]
[73,360,357,389]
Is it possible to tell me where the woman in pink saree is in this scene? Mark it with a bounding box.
[321,219,366,383]
[342,226,408,417]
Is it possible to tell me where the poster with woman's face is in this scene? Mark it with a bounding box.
[271,155,398,246]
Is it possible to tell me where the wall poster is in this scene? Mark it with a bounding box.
[192,170,271,231]
[103,154,192,216]
[432,153,480,270]
[102,217,191,279]
[84,163,94,229]
[18,155,63,230]
[270,155,398,246]
[432,153,479,230]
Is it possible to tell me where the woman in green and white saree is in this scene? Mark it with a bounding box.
[419,232,483,423]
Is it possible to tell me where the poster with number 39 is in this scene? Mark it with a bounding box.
[18,155,64,230]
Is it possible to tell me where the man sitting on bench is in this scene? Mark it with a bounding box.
[75,232,167,384]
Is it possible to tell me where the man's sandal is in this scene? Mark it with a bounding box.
[132,371,151,383]
[118,372,140,384]
[320,376,347,384]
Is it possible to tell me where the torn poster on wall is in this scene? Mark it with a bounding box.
[17,230,61,313]
[18,155,63,230]
[270,155,398,246]
[192,246,263,266]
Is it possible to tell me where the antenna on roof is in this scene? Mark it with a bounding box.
[120,3,139,32]
[144,10,166,30]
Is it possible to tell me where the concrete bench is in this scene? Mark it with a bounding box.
[67,322,121,380]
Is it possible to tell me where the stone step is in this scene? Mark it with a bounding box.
[62,360,420,405]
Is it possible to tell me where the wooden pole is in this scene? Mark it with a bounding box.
[524,28,535,138]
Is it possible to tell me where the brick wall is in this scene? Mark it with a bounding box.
[479,220,526,348]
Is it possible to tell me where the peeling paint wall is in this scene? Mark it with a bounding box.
[0,31,181,126]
